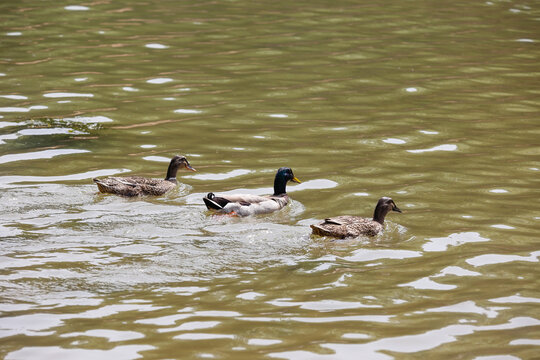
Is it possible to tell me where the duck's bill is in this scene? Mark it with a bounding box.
[292,176,301,184]
[187,165,197,172]
[393,206,402,213]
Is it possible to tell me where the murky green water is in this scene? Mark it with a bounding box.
[1,0,539,359]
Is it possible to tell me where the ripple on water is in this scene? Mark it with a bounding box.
[0,95,28,100]
[5,345,154,360]
[236,291,265,300]
[147,78,173,84]
[60,329,145,342]
[269,317,540,360]
[424,300,501,318]
[248,339,282,346]
[466,251,540,267]
[382,138,407,144]
[145,43,169,49]
[64,5,90,11]
[0,169,130,185]
[173,108,202,114]
[159,321,221,333]
[422,232,490,252]
[399,277,457,291]
[266,298,382,311]
[109,244,162,255]
[174,333,234,340]
[0,149,89,165]
[43,92,93,98]
[407,144,458,153]
[341,249,421,263]
[489,295,540,304]
[61,115,113,123]
[187,169,252,181]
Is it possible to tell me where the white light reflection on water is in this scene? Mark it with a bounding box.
[147,78,173,84]
[60,329,145,342]
[489,295,540,304]
[399,277,457,291]
[341,249,421,263]
[173,108,202,114]
[187,169,252,181]
[174,333,234,340]
[266,298,382,311]
[424,300,502,318]
[160,321,221,333]
[0,95,27,100]
[236,291,264,300]
[466,251,540,267]
[142,155,170,162]
[0,107,30,112]
[64,5,90,11]
[490,224,515,229]
[61,115,113,123]
[240,315,393,324]
[145,43,169,49]
[43,92,93,98]
[18,128,84,136]
[248,338,282,346]
[0,121,18,128]
[0,169,130,185]
[432,266,481,278]
[382,138,406,144]
[5,345,154,360]
[0,149,89,164]
[423,232,490,252]
[407,144,457,153]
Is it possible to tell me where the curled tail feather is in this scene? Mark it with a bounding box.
[203,192,231,210]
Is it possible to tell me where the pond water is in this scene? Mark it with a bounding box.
[1,0,539,359]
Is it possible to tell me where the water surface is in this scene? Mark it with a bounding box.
[1,0,539,359]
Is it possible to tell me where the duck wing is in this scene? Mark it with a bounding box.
[94,177,174,196]
[311,216,380,238]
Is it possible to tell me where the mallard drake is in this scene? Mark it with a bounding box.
[311,197,401,238]
[203,167,301,216]
[93,155,196,196]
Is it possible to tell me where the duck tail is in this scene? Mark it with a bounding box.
[203,192,228,210]
[310,224,325,236]
[93,178,109,193]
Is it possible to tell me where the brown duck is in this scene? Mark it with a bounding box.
[311,197,401,238]
[93,155,195,196]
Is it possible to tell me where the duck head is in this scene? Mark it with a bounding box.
[273,167,301,195]
[165,155,196,181]
[372,197,401,224]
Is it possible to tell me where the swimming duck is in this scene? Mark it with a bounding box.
[203,167,301,216]
[310,197,401,238]
[93,155,196,196]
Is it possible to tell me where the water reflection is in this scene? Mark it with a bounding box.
[1,0,539,358]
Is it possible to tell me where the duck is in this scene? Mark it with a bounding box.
[203,167,301,216]
[93,155,196,196]
[310,197,402,238]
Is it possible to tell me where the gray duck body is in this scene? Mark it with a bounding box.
[311,197,401,238]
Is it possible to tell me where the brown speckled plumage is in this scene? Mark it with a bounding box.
[311,197,401,238]
[93,155,195,197]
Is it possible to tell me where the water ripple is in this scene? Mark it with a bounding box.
[0,149,89,164]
